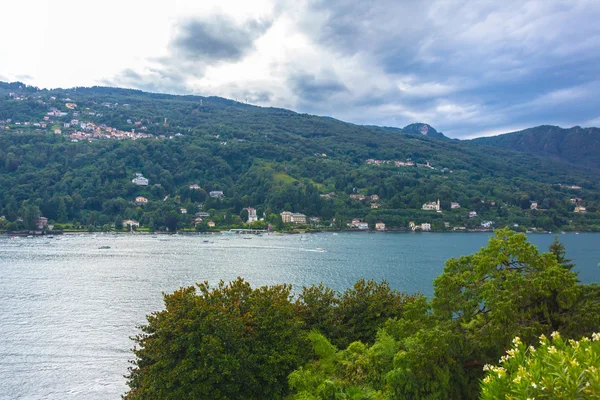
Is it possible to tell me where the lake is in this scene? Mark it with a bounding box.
[0,232,598,399]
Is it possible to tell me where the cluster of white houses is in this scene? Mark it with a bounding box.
[345,219,386,231]
[122,218,216,230]
[571,197,587,213]
[422,200,441,211]
[409,222,431,231]
[132,173,149,186]
[366,159,447,171]
[2,99,188,142]
[349,193,382,209]
[421,200,461,211]
[366,159,415,167]
[127,178,591,232]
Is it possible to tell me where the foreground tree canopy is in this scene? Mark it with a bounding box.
[124,228,600,399]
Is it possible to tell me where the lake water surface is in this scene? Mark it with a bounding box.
[1,232,598,399]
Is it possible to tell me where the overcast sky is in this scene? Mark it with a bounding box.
[2,0,600,138]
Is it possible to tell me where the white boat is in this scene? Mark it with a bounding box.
[315,248,325,252]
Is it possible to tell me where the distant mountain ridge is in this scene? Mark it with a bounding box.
[472,125,600,170]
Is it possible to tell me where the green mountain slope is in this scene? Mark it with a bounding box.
[472,125,600,169]
[1,82,599,232]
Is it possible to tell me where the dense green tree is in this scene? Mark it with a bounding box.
[57,198,67,222]
[21,201,40,230]
[548,235,576,271]
[433,228,580,353]
[165,214,178,232]
[296,283,338,340]
[333,279,418,348]
[287,229,599,400]
[125,279,310,400]
[239,208,249,223]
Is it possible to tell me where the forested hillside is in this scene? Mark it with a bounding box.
[1,81,599,232]
[472,125,600,169]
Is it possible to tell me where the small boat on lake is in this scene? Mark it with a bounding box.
[98,245,111,249]
[315,248,325,252]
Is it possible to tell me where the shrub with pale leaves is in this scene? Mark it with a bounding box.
[480,332,600,399]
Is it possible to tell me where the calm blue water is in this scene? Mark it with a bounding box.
[0,232,598,399]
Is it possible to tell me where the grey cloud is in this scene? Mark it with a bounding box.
[100,1,600,139]
[308,0,429,63]
[16,74,33,81]
[101,68,191,95]
[0,73,33,83]
[173,17,272,62]
[289,74,348,103]
[103,14,272,98]
[283,0,600,138]
[240,90,273,104]
[219,84,275,104]
[119,68,142,82]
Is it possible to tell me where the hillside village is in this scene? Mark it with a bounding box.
[1,92,182,142]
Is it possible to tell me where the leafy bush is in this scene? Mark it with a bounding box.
[480,332,600,399]
[125,279,310,400]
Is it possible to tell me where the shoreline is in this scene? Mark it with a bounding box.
[0,229,591,237]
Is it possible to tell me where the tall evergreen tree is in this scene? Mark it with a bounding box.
[548,236,575,271]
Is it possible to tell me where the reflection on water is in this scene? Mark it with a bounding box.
[0,232,598,399]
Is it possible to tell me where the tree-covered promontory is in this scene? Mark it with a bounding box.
[124,229,600,399]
